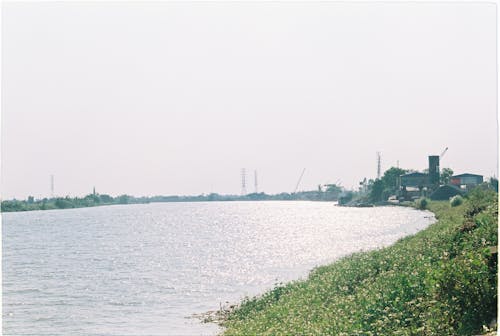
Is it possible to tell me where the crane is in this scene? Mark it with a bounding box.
[440,147,448,159]
[293,168,306,193]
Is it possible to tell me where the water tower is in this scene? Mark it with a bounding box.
[428,155,440,186]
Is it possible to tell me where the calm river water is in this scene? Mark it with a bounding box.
[3,201,435,335]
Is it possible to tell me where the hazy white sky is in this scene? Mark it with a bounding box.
[1,2,497,199]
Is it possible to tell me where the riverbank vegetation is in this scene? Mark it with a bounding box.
[222,188,498,335]
[1,193,143,212]
[1,187,347,213]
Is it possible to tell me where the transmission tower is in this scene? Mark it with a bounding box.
[254,170,258,193]
[241,168,247,195]
[50,174,54,198]
[376,152,381,179]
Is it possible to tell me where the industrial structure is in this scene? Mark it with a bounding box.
[428,155,440,186]
[241,168,247,195]
[399,154,444,192]
[450,173,484,189]
[398,148,483,201]
[50,174,54,197]
[376,152,381,179]
[293,168,306,193]
[254,170,258,194]
[400,172,428,190]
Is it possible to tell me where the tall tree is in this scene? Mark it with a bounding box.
[440,168,454,185]
[489,177,498,192]
[369,179,385,202]
[369,167,407,202]
[381,167,408,190]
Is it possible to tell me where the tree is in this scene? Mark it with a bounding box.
[84,193,100,204]
[440,168,454,185]
[381,167,407,190]
[339,191,353,205]
[489,177,498,192]
[324,184,342,201]
[369,179,385,202]
[325,184,342,194]
[55,198,74,209]
[369,167,407,203]
[117,195,130,204]
[99,194,114,203]
[1,200,26,212]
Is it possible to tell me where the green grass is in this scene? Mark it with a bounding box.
[222,189,498,335]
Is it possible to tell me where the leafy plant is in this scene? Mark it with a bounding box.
[450,195,463,207]
[415,197,429,210]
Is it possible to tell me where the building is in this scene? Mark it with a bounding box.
[428,155,440,186]
[399,156,440,189]
[397,155,441,201]
[400,172,428,189]
[399,172,429,201]
[430,184,464,200]
[450,173,483,190]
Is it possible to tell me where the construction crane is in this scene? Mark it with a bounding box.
[440,147,448,159]
[293,168,306,193]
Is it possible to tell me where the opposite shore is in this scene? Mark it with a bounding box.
[4,166,497,214]
[0,187,350,213]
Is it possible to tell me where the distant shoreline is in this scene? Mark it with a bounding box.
[1,190,347,213]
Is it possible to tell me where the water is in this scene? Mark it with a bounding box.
[3,201,435,335]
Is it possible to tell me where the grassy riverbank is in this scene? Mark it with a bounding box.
[222,189,498,335]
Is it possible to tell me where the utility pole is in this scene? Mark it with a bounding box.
[50,174,54,198]
[241,168,247,195]
[254,170,258,194]
[376,152,381,179]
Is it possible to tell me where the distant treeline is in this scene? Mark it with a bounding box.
[1,186,348,213]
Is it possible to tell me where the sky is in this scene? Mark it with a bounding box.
[1,2,498,199]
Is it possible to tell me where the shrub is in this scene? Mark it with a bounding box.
[450,195,463,207]
[416,197,429,210]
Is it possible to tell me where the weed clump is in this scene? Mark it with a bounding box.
[450,195,463,207]
[415,197,429,210]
